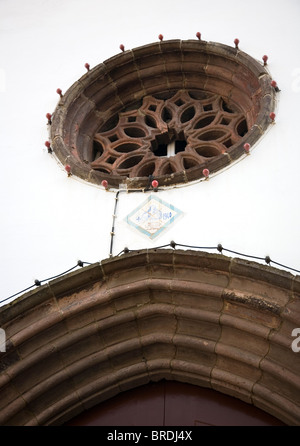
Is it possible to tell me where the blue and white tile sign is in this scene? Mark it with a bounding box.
[125,195,183,240]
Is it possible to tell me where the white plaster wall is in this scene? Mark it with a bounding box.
[0,0,299,305]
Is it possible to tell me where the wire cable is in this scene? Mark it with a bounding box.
[1,246,299,306]
[1,261,91,305]
[117,241,300,274]
[175,243,217,251]
[1,285,37,304]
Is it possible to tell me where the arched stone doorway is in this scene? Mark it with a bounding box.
[0,249,299,425]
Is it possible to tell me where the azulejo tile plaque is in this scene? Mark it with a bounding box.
[125,195,183,240]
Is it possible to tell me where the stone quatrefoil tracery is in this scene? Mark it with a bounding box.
[91,90,248,179]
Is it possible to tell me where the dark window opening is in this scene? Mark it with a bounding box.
[198,129,225,141]
[145,115,157,128]
[118,156,143,169]
[153,138,187,157]
[124,128,146,138]
[220,117,231,125]
[188,90,209,100]
[153,90,176,100]
[194,115,215,129]
[237,119,248,137]
[183,158,197,170]
[162,107,172,123]
[175,140,187,153]
[203,104,213,111]
[223,138,233,148]
[221,100,235,113]
[161,163,176,175]
[114,143,140,153]
[156,144,168,157]
[94,167,110,174]
[180,106,195,123]
[195,146,220,157]
[175,99,184,106]
[137,163,156,177]
[106,156,116,164]
[93,141,103,161]
[99,115,119,132]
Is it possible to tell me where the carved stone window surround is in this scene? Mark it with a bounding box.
[50,39,276,189]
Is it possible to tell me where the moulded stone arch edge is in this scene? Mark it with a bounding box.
[1,248,295,324]
[0,249,299,426]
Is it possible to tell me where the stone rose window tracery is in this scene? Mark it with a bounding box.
[91,90,249,179]
[50,39,276,188]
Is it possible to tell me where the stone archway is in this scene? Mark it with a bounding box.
[0,249,299,425]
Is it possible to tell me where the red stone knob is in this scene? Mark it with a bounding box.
[243,143,251,153]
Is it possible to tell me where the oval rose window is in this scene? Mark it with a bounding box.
[49,39,276,189]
